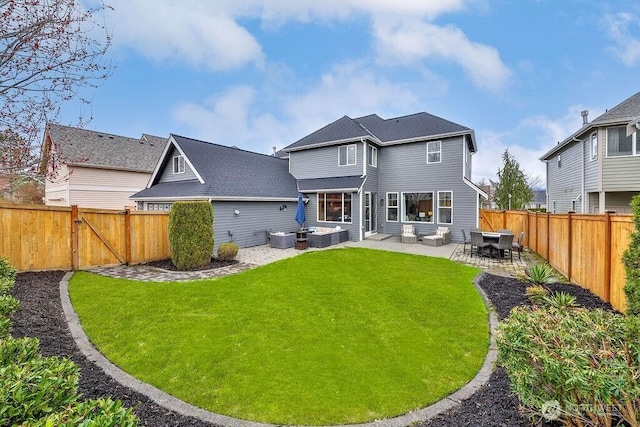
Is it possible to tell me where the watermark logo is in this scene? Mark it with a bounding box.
[541,400,561,420]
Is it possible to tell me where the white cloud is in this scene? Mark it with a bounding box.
[373,19,512,92]
[106,2,264,70]
[172,63,421,154]
[601,13,640,67]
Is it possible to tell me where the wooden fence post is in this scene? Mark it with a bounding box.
[567,212,573,281]
[125,209,131,265]
[71,205,79,271]
[502,210,507,230]
[604,211,611,302]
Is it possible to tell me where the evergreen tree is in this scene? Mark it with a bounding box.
[490,149,534,210]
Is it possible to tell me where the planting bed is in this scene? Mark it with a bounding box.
[10,271,614,427]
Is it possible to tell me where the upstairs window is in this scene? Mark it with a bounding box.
[607,126,635,157]
[339,144,356,166]
[367,145,378,167]
[427,141,441,163]
[173,155,185,174]
[590,132,598,161]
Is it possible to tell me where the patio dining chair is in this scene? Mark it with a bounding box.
[512,231,525,260]
[491,233,514,261]
[469,230,490,257]
[461,229,472,254]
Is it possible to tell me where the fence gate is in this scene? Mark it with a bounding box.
[73,207,129,269]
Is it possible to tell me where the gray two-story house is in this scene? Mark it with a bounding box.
[540,91,640,213]
[284,113,487,242]
[132,112,486,250]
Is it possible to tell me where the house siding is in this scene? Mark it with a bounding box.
[376,136,478,242]
[545,141,583,213]
[211,201,302,253]
[602,192,640,214]
[289,144,363,179]
[584,132,599,192]
[157,146,198,183]
[602,156,640,191]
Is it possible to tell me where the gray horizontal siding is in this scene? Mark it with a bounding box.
[212,201,302,253]
[602,156,640,191]
[157,146,198,183]
[376,137,479,242]
[546,141,583,213]
[290,144,363,179]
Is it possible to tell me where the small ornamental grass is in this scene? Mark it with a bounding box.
[497,298,640,426]
[69,248,489,425]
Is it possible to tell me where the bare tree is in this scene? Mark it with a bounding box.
[0,0,113,180]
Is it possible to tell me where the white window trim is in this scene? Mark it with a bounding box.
[590,132,598,161]
[338,144,357,166]
[401,191,435,224]
[316,192,353,223]
[368,145,378,168]
[386,192,399,222]
[173,155,185,174]
[426,141,442,164]
[605,126,637,158]
[557,154,561,168]
[437,191,453,225]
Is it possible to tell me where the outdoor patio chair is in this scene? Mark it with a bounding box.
[512,231,525,260]
[469,230,490,257]
[401,224,417,244]
[491,233,514,261]
[461,229,472,254]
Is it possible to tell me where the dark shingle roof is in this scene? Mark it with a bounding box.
[591,91,640,124]
[297,176,365,192]
[46,124,166,172]
[133,135,299,200]
[285,112,472,151]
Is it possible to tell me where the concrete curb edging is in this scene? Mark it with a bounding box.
[59,271,499,427]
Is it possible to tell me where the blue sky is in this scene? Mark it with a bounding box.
[63,0,640,185]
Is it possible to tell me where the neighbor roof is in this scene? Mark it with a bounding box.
[132,135,300,200]
[284,112,474,152]
[44,123,166,172]
[540,91,640,160]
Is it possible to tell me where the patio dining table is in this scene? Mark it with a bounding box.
[481,231,513,258]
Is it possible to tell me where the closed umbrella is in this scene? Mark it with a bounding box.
[295,194,306,226]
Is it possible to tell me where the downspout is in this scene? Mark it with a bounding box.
[359,138,366,241]
[573,136,584,213]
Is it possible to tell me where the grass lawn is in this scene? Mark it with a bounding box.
[69,247,488,425]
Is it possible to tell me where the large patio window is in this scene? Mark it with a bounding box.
[318,192,352,222]
[438,191,453,224]
[386,192,398,222]
[402,192,434,222]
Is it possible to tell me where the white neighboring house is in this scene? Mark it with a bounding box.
[39,124,166,210]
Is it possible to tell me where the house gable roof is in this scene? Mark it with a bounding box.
[284,112,474,152]
[43,123,166,172]
[134,134,299,200]
[540,91,640,160]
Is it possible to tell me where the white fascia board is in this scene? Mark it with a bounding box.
[285,135,380,152]
[463,177,488,199]
[145,136,205,187]
[377,130,473,147]
[132,196,301,202]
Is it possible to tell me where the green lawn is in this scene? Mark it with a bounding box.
[69,247,488,425]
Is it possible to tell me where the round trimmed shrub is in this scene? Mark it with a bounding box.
[217,242,238,261]
[168,201,214,270]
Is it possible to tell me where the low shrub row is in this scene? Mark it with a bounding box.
[0,257,139,426]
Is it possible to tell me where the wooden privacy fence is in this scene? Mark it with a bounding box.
[480,209,633,312]
[0,204,170,272]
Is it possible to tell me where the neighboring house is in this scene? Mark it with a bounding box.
[284,112,487,243]
[525,189,547,211]
[131,135,302,252]
[132,111,486,250]
[40,124,165,210]
[540,91,640,214]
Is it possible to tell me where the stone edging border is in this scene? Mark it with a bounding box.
[59,271,498,427]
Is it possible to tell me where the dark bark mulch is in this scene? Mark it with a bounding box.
[142,258,238,271]
[9,271,616,427]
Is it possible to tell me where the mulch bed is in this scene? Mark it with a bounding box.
[10,271,615,427]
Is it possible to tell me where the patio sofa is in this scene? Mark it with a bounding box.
[308,226,348,248]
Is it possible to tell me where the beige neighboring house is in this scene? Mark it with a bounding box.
[39,124,166,210]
